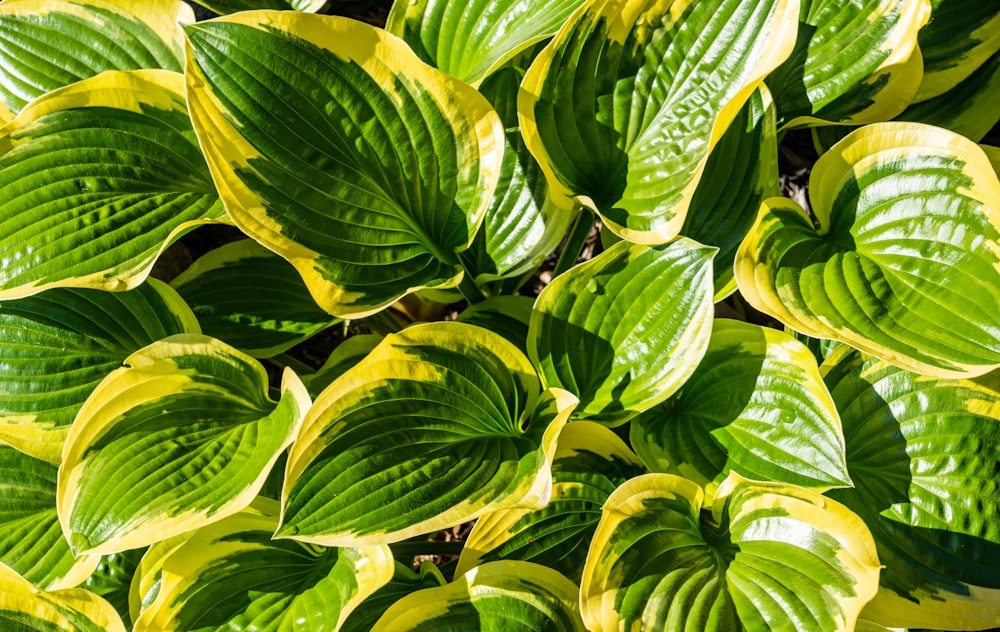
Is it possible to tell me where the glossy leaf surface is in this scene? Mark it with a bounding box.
[736,122,1000,378]
[913,0,1000,102]
[185,11,504,317]
[0,562,125,632]
[341,562,446,632]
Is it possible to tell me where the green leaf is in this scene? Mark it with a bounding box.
[372,560,586,631]
[519,0,798,243]
[0,0,190,122]
[0,69,226,299]
[581,473,881,631]
[184,11,505,317]
[82,549,144,628]
[735,122,1000,378]
[0,446,97,590]
[341,561,446,632]
[912,0,1000,102]
[457,420,646,583]
[456,295,534,357]
[0,562,125,632]
[171,239,340,358]
[279,321,577,546]
[528,238,715,425]
[630,319,850,490]
[681,86,780,300]
[766,0,930,129]
[386,0,585,85]
[133,500,393,631]
[58,334,311,555]
[0,279,199,463]
[301,334,382,399]
[188,0,325,16]
[823,347,1000,630]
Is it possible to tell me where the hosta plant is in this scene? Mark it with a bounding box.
[1,0,1000,629]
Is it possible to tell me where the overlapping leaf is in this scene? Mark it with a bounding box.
[456,295,533,356]
[823,348,1000,630]
[341,562,446,632]
[528,238,715,425]
[58,334,311,555]
[630,319,850,490]
[766,0,930,128]
[372,560,586,631]
[386,0,585,85]
[0,562,125,631]
[0,0,189,122]
[581,473,880,631]
[457,421,646,583]
[736,122,1000,378]
[912,0,1000,102]
[519,0,798,243]
[171,239,339,357]
[134,500,393,631]
[0,69,226,299]
[279,322,576,546]
[0,279,199,463]
[188,0,324,16]
[184,11,504,317]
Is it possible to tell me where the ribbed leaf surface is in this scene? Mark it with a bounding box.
[372,561,586,631]
[0,279,199,463]
[519,0,798,243]
[171,240,339,357]
[0,0,188,121]
[457,421,646,583]
[58,335,311,555]
[736,122,1000,378]
[913,0,1000,101]
[279,322,576,546]
[387,0,584,84]
[185,12,504,317]
[0,69,225,299]
[528,238,714,425]
[0,447,97,590]
[341,562,446,632]
[767,0,930,128]
[824,348,1000,630]
[631,319,850,490]
[0,562,125,632]
[581,473,880,631]
[681,87,780,300]
[134,503,392,631]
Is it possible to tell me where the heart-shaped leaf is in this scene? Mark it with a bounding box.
[0,562,125,631]
[0,279,199,463]
[581,472,881,631]
[528,238,715,425]
[58,334,311,555]
[823,347,1000,630]
[184,11,505,317]
[279,321,576,546]
[735,122,1000,378]
[630,319,850,490]
[0,69,226,299]
[0,0,190,122]
[519,0,798,243]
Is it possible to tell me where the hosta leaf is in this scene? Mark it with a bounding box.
[341,561,446,632]
[766,0,930,129]
[581,473,880,631]
[189,0,325,16]
[170,239,340,358]
[528,238,714,425]
[386,0,584,85]
[0,0,189,122]
[735,122,1000,378]
[301,334,382,399]
[0,279,199,463]
[128,532,200,624]
[457,421,646,583]
[681,86,780,300]
[0,69,226,299]
[83,549,143,628]
[134,500,393,632]
[912,0,1000,102]
[0,446,97,590]
[456,295,534,356]
[461,64,574,283]
[185,11,505,318]
[279,321,577,546]
[372,560,586,631]
[631,319,849,490]
[519,0,798,244]
[823,347,1000,630]
[58,334,311,555]
[0,563,125,631]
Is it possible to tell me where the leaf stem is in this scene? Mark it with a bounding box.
[552,208,596,279]
[458,272,487,305]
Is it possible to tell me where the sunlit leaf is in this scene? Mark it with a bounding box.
[0,562,125,631]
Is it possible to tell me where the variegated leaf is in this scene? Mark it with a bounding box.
[913,0,1000,102]
[0,562,125,631]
